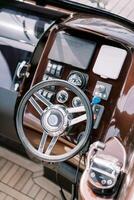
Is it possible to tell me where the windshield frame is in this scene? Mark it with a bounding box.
[44,0,134,28]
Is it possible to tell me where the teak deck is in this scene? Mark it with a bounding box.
[72,0,134,22]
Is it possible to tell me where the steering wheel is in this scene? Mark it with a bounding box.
[16,80,92,162]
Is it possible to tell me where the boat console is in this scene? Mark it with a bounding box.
[1,1,134,199]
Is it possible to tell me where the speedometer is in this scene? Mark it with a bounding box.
[67,71,87,88]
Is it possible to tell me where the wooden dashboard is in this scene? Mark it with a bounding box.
[21,11,134,169]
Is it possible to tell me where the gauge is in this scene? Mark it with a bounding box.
[67,71,87,88]
[72,96,83,107]
[56,90,69,103]
[68,72,82,87]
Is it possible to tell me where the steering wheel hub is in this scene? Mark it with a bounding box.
[41,105,68,137]
[48,114,59,126]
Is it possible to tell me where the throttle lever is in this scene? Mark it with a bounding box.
[86,137,126,197]
[86,141,105,169]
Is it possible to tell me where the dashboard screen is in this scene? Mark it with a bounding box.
[48,31,96,70]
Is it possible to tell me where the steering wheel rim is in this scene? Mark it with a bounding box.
[16,80,92,162]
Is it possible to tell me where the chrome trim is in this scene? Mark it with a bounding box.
[67,105,85,113]
[41,105,68,137]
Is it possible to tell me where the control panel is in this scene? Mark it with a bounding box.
[87,140,125,196]
[89,154,122,193]
[41,59,113,131]
[37,30,127,138]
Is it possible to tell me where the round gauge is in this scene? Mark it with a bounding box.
[72,96,83,107]
[56,90,69,104]
[68,71,86,88]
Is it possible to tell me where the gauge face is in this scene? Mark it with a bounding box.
[56,90,69,103]
[68,72,83,87]
[72,96,83,107]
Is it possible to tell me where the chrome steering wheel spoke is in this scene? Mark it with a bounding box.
[29,96,43,115]
[45,136,58,155]
[38,131,48,153]
[67,106,85,114]
[67,106,86,126]
[38,132,58,155]
[69,114,87,126]
[34,91,53,107]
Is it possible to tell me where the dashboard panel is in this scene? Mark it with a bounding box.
[21,13,133,167]
[0,2,134,199]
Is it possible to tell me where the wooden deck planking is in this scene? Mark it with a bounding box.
[110,0,131,14]
[119,0,134,17]
[106,0,121,11]
[0,147,71,200]
[128,9,134,21]
[71,0,134,21]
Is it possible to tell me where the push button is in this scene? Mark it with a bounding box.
[42,90,55,101]
[45,61,52,74]
[42,74,55,91]
[55,64,63,77]
[93,81,112,100]
[50,64,57,75]
[45,61,63,78]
